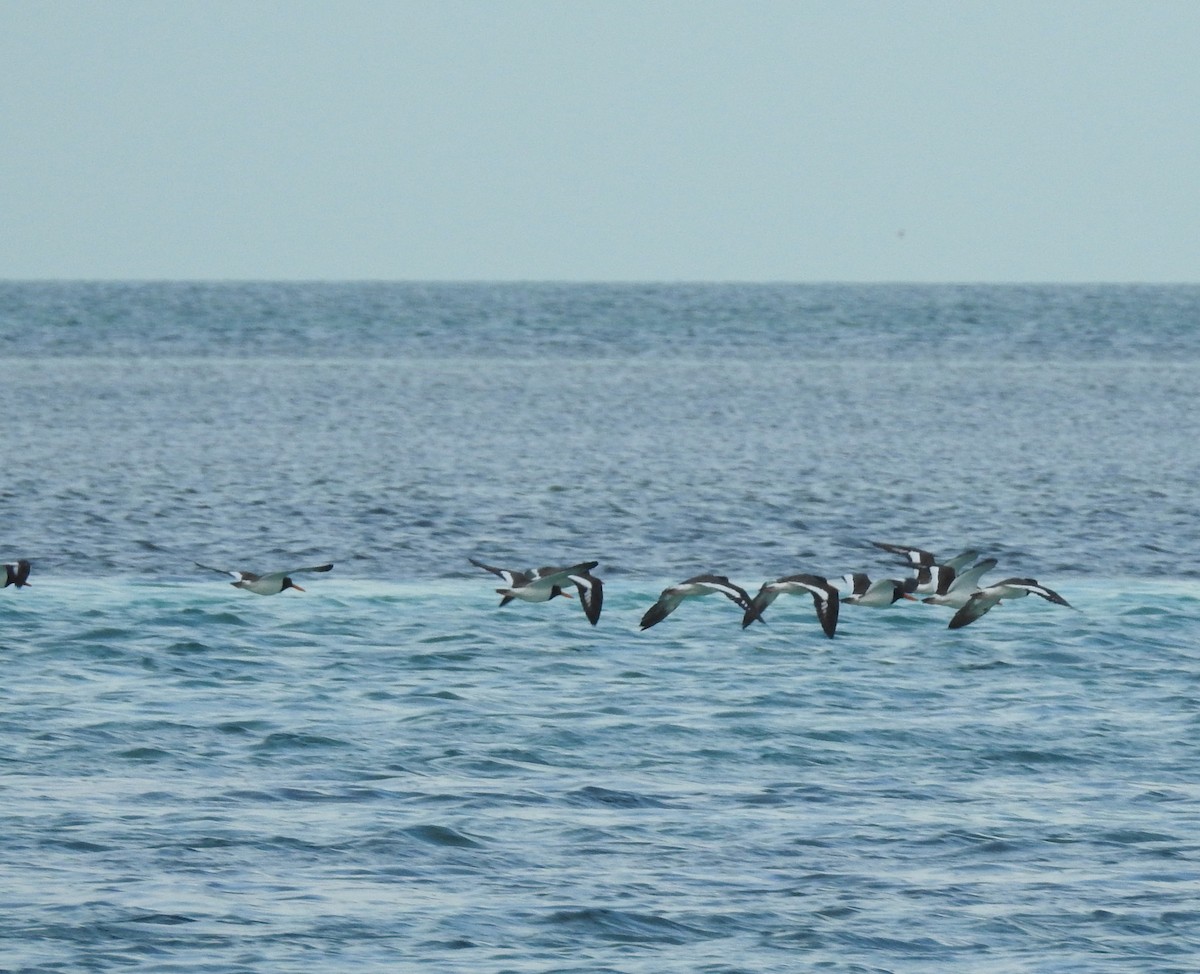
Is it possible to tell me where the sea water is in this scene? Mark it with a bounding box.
[1,282,1198,972]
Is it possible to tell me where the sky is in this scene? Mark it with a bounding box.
[1,0,1197,282]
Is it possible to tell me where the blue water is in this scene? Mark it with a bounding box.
[2,283,1199,972]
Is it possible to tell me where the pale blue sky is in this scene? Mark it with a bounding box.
[2,0,1197,281]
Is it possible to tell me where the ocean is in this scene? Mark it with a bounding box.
[1,282,1198,972]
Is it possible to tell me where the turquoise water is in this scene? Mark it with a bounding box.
[2,283,1199,972]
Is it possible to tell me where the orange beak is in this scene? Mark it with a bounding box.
[291,583,306,592]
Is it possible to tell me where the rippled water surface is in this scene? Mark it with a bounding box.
[2,283,1199,972]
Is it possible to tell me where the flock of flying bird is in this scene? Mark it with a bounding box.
[3,543,1072,638]
[467,542,1072,637]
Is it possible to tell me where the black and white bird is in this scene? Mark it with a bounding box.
[195,561,333,595]
[872,542,981,596]
[639,574,754,630]
[4,559,31,588]
[742,574,840,638]
[469,557,603,625]
[920,558,999,608]
[839,573,919,607]
[947,578,1072,629]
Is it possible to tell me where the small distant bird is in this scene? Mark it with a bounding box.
[743,574,840,638]
[195,561,333,595]
[839,573,919,607]
[948,578,1072,629]
[639,574,754,630]
[469,557,603,625]
[4,559,31,588]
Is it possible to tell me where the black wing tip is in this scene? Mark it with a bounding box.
[947,608,977,629]
[872,541,932,560]
[639,604,667,630]
[470,557,505,577]
[741,604,766,628]
[5,559,32,587]
[818,605,839,639]
[581,585,603,626]
[815,598,838,638]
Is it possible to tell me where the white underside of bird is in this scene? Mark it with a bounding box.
[469,558,604,624]
[743,574,840,637]
[195,561,333,595]
[948,578,1071,629]
[921,558,999,608]
[639,575,753,630]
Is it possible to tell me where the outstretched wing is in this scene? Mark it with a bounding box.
[569,571,604,625]
[4,559,32,587]
[946,558,997,594]
[640,583,692,630]
[469,557,521,587]
[790,575,840,638]
[685,574,753,609]
[742,582,780,627]
[1023,581,1071,607]
[195,561,241,580]
[873,542,979,576]
[811,586,839,638]
[948,589,1002,629]
[764,574,839,638]
[253,564,333,586]
[639,595,678,630]
[531,561,600,586]
[942,549,981,573]
[872,542,937,566]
